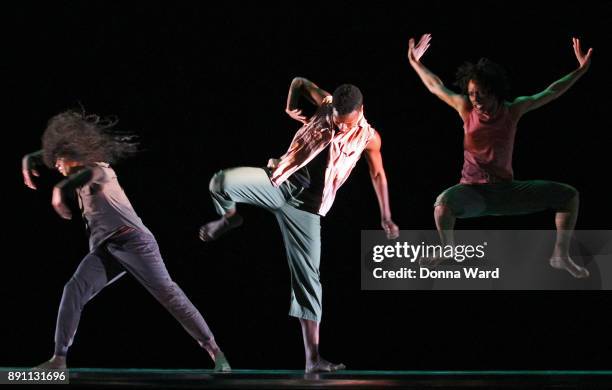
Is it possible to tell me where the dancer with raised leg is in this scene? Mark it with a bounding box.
[199,78,401,372]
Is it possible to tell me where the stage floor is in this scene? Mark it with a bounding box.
[4,368,612,388]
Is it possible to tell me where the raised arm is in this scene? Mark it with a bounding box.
[407,34,470,120]
[510,37,593,119]
[285,77,332,124]
[364,131,399,240]
[22,150,44,190]
[52,166,106,219]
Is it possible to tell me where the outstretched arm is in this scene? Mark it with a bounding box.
[407,34,470,120]
[22,150,44,190]
[511,37,593,118]
[285,77,332,124]
[52,166,106,219]
[364,131,399,240]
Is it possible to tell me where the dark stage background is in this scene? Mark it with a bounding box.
[3,1,612,370]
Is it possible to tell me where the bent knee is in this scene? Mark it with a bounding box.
[434,203,455,217]
[63,277,80,293]
[558,183,579,210]
[209,170,226,193]
[63,276,92,299]
[566,184,579,200]
[434,192,457,217]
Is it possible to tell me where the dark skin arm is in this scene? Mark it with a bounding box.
[510,37,592,120]
[22,150,44,190]
[268,77,334,169]
[407,34,471,121]
[364,131,399,240]
[285,77,332,124]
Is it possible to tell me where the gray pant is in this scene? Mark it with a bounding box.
[54,228,215,356]
[209,167,322,322]
[434,180,578,218]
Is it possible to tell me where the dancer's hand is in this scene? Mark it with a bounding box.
[285,108,308,124]
[573,37,593,71]
[52,187,72,220]
[321,95,333,104]
[382,219,399,240]
[22,152,43,190]
[267,158,280,169]
[408,33,432,64]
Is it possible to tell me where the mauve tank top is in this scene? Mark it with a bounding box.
[461,104,518,184]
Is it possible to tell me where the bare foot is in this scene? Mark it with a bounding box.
[32,355,66,370]
[550,256,590,279]
[199,214,243,242]
[213,351,231,373]
[306,358,346,373]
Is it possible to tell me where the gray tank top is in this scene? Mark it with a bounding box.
[76,163,152,250]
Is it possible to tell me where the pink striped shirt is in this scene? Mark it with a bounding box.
[270,103,375,216]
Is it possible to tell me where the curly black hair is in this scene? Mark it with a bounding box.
[332,84,363,115]
[42,110,138,168]
[454,58,510,101]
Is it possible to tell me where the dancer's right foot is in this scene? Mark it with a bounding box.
[305,358,346,373]
[550,256,590,279]
[199,214,243,242]
[33,355,66,370]
[213,351,231,372]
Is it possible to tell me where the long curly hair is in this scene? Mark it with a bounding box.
[454,58,510,101]
[41,110,138,168]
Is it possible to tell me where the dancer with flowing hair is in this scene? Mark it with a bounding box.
[22,110,231,371]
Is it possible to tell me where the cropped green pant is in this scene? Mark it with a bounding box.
[209,167,323,322]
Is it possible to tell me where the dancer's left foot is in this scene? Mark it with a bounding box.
[549,256,590,279]
[305,358,346,373]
